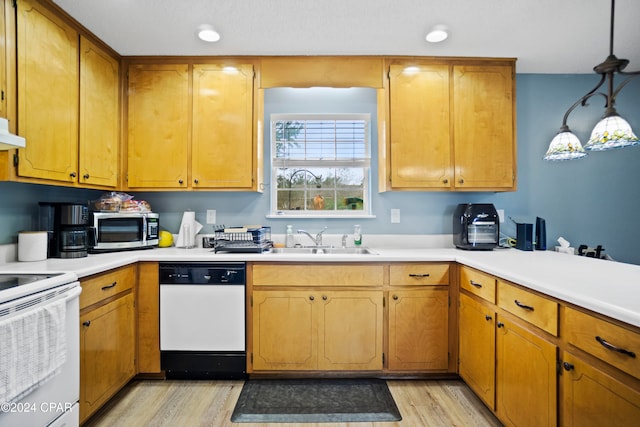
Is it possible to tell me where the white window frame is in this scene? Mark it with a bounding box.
[268,113,373,218]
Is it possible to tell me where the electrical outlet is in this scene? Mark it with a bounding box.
[206,209,216,224]
[390,209,401,223]
[497,209,505,223]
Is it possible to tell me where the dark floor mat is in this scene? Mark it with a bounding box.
[231,378,402,423]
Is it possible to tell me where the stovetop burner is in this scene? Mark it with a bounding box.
[0,273,64,291]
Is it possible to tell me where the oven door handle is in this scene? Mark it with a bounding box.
[63,285,82,301]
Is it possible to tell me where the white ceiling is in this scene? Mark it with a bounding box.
[51,0,640,74]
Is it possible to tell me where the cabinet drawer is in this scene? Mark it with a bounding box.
[565,307,640,379]
[389,263,449,286]
[459,266,496,303]
[252,264,384,287]
[497,280,558,336]
[80,265,136,309]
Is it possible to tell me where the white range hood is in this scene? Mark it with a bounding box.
[0,118,25,150]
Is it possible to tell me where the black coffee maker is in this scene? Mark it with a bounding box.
[39,202,89,258]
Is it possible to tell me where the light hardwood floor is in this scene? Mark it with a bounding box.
[84,379,502,427]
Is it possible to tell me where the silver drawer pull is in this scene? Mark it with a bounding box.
[514,299,534,311]
[595,336,636,358]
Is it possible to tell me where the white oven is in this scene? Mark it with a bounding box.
[0,273,81,427]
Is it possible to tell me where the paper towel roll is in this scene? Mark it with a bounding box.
[18,231,48,262]
[176,211,202,248]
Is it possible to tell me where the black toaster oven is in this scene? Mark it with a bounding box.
[453,203,499,250]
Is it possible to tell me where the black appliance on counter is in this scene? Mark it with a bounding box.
[453,203,500,250]
[39,202,89,258]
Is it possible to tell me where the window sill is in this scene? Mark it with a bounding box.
[267,213,376,219]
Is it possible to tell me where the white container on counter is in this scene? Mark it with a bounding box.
[18,231,48,261]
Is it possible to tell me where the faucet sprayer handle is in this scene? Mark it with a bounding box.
[315,227,328,246]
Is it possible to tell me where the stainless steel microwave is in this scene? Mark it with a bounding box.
[89,211,159,253]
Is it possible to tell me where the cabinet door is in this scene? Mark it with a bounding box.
[561,352,640,427]
[17,0,78,182]
[192,63,254,188]
[318,291,383,370]
[0,0,6,119]
[388,288,449,371]
[127,63,189,188]
[79,36,119,188]
[252,290,318,370]
[388,64,451,189]
[459,293,496,409]
[453,65,515,190]
[137,262,160,374]
[80,293,135,423]
[496,316,557,427]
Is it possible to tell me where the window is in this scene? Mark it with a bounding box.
[270,113,372,217]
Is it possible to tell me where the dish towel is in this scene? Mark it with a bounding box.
[0,297,67,404]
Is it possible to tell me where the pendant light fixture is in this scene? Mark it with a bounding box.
[544,0,639,161]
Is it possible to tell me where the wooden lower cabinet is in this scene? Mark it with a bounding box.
[561,351,640,426]
[136,262,161,374]
[80,292,135,423]
[388,288,449,371]
[252,289,383,371]
[496,316,557,427]
[459,293,496,409]
[252,290,317,371]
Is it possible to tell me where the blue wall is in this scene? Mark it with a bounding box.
[1,74,639,264]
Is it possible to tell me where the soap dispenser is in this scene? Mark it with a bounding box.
[353,225,362,246]
[285,225,295,248]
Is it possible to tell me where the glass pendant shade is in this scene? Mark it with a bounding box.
[544,130,587,161]
[584,114,639,151]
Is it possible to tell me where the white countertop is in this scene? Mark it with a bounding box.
[1,243,639,328]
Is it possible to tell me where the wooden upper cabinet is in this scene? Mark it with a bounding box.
[79,36,119,187]
[388,64,451,189]
[260,57,384,88]
[384,59,516,192]
[16,0,79,182]
[0,0,7,119]
[127,63,190,188]
[453,64,515,190]
[192,63,254,188]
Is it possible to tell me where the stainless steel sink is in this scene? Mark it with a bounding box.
[269,247,377,255]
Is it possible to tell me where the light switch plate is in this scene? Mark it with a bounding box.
[390,209,401,223]
[497,209,505,223]
[206,209,217,224]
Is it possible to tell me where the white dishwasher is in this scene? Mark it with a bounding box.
[159,263,247,379]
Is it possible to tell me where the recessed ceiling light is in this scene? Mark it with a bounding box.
[197,24,220,42]
[426,25,448,43]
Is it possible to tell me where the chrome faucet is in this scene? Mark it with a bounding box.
[297,227,328,246]
[342,234,348,248]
